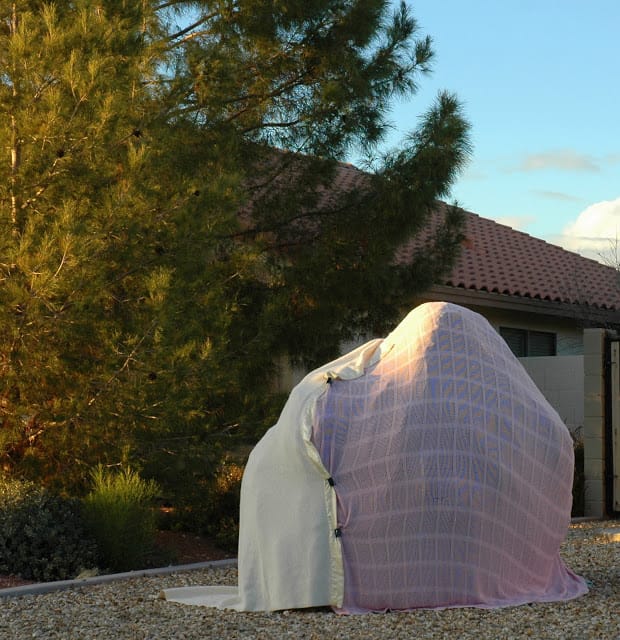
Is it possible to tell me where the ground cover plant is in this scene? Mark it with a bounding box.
[0,477,98,581]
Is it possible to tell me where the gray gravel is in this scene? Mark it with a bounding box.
[1,520,618,640]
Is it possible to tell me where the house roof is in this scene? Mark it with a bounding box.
[395,205,620,316]
[247,154,620,320]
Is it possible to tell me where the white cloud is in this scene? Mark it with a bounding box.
[559,197,620,263]
[531,189,583,203]
[516,149,599,173]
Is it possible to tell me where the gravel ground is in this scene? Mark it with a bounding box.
[1,520,618,640]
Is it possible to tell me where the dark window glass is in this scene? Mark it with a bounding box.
[499,327,556,357]
[528,330,557,357]
[500,327,527,357]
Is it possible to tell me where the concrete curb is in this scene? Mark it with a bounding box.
[0,557,237,599]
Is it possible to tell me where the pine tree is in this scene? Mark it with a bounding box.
[0,1,170,485]
[155,0,471,361]
[135,0,471,498]
[0,1,471,497]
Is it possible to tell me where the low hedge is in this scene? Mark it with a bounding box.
[0,478,98,582]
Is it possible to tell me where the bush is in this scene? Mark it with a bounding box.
[169,458,244,552]
[0,478,98,581]
[208,460,244,551]
[82,465,160,572]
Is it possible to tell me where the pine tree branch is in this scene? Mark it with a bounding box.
[166,13,217,46]
[87,320,159,408]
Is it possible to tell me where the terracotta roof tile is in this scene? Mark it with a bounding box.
[247,156,620,313]
[403,207,620,311]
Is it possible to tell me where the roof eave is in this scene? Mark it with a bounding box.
[418,284,620,327]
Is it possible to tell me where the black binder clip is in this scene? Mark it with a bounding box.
[327,477,335,487]
[334,527,342,538]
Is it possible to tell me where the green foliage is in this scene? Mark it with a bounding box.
[207,460,244,551]
[165,0,471,370]
[82,466,161,572]
[170,459,244,552]
[0,477,98,581]
[0,0,470,510]
[0,0,171,489]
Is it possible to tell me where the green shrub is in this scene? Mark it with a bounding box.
[208,460,244,551]
[82,465,160,572]
[0,478,98,581]
[169,458,244,552]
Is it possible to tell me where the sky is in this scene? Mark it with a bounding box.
[374,0,620,263]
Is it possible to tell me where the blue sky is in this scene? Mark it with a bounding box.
[373,0,620,261]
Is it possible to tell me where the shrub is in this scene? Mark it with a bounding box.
[170,458,244,552]
[208,460,244,551]
[0,478,98,581]
[82,466,160,572]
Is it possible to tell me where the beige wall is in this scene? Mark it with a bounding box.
[416,292,587,356]
[582,328,606,518]
[520,355,583,432]
[468,307,584,356]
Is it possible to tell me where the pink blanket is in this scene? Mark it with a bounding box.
[312,302,587,612]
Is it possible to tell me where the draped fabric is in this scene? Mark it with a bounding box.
[164,336,386,611]
[311,302,587,612]
[163,302,587,612]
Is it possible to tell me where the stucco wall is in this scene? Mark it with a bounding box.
[519,355,584,432]
[476,308,584,356]
[582,328,606,518]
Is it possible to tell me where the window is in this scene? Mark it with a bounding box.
[499,327,556,357]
